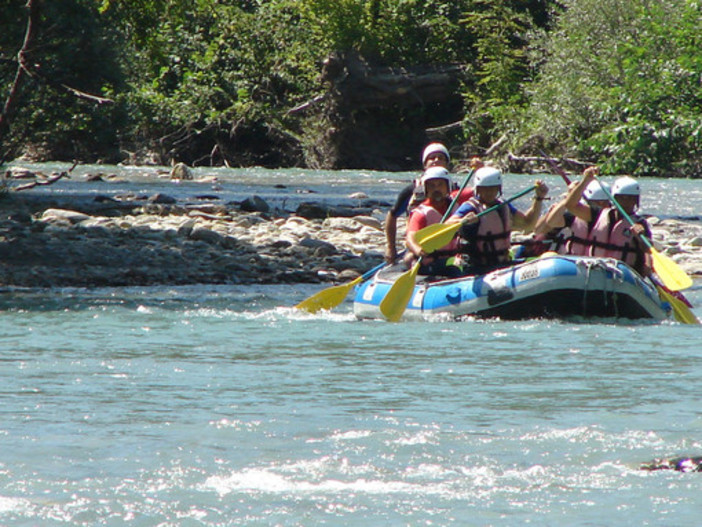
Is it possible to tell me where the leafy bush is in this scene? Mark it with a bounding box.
[520,0,702,176]
[2,0,700,175]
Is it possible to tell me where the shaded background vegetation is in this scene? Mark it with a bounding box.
[1,0,700,176]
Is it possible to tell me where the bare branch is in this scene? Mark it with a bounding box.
[9,160,78,192]
[1,0,113,155]
[0,0,39,142]
[286,94,325,115]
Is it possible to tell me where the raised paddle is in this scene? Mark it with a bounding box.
[378,169,476,322]
[594,176,693,291]
[414,185,537,254]
[539,149,573,186]
[381,184,536,322]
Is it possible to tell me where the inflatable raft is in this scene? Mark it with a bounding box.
[353,255,670,321]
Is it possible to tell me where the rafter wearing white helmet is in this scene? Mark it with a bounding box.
[583,180,611,203]
[612,176,640,210]
[473,166,502,189]
[421,143,450,167]
[420,166,452,194]
[612,176,640,196]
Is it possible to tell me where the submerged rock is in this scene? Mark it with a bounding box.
[240,195,270,213]
[641,456,702,472]
[170,162,193,180]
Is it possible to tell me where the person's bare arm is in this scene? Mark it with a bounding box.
[513,180,549,232]
[384,211,398,263]
[565,166,599,221]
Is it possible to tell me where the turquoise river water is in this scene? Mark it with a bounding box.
[1,165,701,525]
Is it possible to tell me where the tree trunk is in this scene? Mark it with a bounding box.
[306,51,467,170]
[0,0,39,149]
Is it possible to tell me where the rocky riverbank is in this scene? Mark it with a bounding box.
[0,184,392,288]
[1,178,701,288]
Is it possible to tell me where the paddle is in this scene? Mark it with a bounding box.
[594,176,693,291]
[295,259,390,313]
[381,184,535,322]
[378,169,476,322]
[414,185,537,254]
[540,149,572,185]
[297,169,476,314]
[379,258,422,322]
[652,279,700,324]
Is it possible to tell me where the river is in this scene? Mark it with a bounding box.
[1,164,701,525]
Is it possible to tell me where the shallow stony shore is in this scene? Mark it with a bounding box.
[0,188,391,288]
[1,186,701,289]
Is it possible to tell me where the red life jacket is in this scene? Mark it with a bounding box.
[463,197,512,266]
[412,202,460,254]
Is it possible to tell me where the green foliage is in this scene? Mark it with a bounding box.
[300,0,476,64]
[458,0,544,148]
[99,1,322,160]
[521,0,702,176]
[2,0,700,175]
[1,0,123,160]
[99,0,483,162]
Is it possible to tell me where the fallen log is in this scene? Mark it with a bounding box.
[322,51,466,110]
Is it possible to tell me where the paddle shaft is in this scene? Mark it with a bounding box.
[416,185,537,253]
[443,168,475,222]
[472,185,537,219]
[540,149,572,185]
[360,251,405,282]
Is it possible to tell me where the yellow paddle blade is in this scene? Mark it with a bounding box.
[414,222,450,247]
[651,248,693,291]
[295,276,363,313]
[656,285,700,325]
[416,223,462,254]
[415,185,538,255]
[379,262,420,322]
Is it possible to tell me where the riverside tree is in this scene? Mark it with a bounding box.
[2,0,700,176]
[0,0,119,164]
[519,0,702,177]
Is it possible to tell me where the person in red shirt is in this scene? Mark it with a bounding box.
[403,166,463,278]
[384,143,452,264]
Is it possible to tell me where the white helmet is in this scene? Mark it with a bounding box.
[421,143,450,165]
[473,166,502,188]
[420,166,452,192]
[583,180,611,202]
[612,176,640,197]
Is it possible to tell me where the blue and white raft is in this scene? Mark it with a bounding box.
[353,255,670,321]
